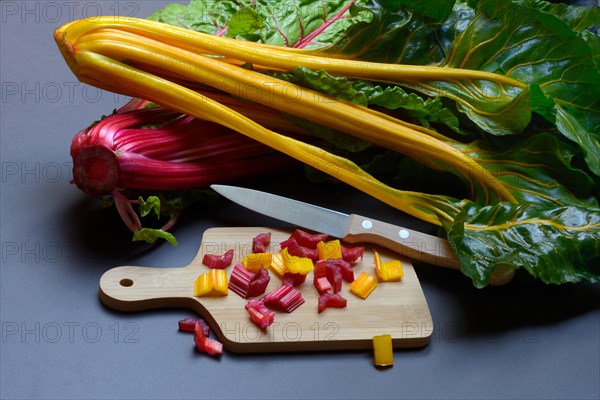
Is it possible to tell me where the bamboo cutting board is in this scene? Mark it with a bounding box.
[99,227,433,352]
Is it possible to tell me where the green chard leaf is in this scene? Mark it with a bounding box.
[149,0,369,48]
[443,0,600,175]
[129,189,218,246]
[514,0,600,33]
[352,81,461,132]
[580,31,600,71]
[444,201,600,287]
[458,133,599,208]
[321,0,455,64]
[147,0,240,35]
[276,66,461,134]
[133,228,178,246]
[138,195,161,218]
[227,7,265,37]
[318,0,533,136]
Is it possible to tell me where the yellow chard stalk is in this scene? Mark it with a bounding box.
[54,17,515,226]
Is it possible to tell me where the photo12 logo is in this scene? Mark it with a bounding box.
[1,81,130,105]
[1,1,140,24]
[1,321,140,344]
[1,161,73,185]
[1,241,76,264]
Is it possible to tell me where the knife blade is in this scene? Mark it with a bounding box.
[211,184,459,269]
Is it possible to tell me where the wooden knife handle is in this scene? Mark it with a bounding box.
[343,214,459,269]
[343,214,514,286]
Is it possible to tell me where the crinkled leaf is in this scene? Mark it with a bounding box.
[580,31,600,71]
[459,133,599,208]
[443,0,600,174]
[436,1,476,57]
[147,0,240,35]
[227,7,265,37]
[514,0,600,33]
[353,82,461,132]
[277,66,461,133]
[275,66,368,105]
[149,0,368,48]
[321,0,454,64]
[443,201,600,287]
[133,228,178,246]
[138,195,161,218]
[554,104,600,178]
[132,189,218,245]
[248,0,369,48]
[319,0,532,135]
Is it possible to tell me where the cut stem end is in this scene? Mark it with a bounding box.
[73,145,120,196]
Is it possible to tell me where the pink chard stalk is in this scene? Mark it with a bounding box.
[70,100,297,245]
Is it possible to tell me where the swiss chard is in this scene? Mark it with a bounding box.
[55,0,600,287]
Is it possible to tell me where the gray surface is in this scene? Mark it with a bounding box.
[1,2,599,399]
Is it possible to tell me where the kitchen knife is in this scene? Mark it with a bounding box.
[211,184,459,269]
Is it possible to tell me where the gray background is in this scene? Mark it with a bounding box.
[1,1,598,399]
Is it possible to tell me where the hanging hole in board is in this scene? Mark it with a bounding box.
[120,278,134,287]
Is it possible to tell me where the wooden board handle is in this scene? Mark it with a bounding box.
[99,265,200,312]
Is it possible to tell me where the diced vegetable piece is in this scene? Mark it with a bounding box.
[382,260,404,281]
[314,276,332,294]
[230,264,271,298]
[315,259,348,293]
[245,299,275,330]
[248,266,270,297]
[350,272,378,299]
[374,250,404,281]
[194,323,223,356]
[341,245,364,264]
[178,317,197,332]
[178,317,210,336]
[372,334,394,367]
[196,320,211,337]
[280,237,318,262]
[202,249,234,269]
[262,284,305,313]
[281,247,314,275]
[194,274,211,297]
[318,292,347,313]
[374,250,385,280]
[194,269,228,296]
[252,232,271,253]
[228,264,255,299]
[242,252,272,273]
[317,239,343,260]
[291,229,329,249]
[324,261,343,293]
[197,335,224,356]
[313,260,327,279]
[324,258,354,282]
[211,269,228,295]
[282,272,307,286]
[269,252,288,277]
